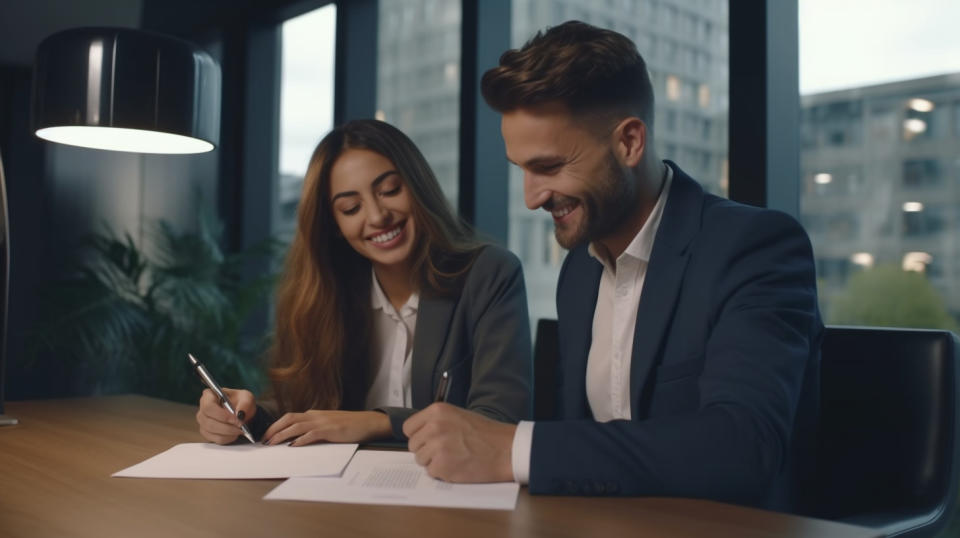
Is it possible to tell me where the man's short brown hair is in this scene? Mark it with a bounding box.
[481,20,655,128]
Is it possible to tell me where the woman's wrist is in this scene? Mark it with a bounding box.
[362,410,393,441]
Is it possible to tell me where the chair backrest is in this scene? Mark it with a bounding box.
[533,320,960,535]
[533,319,559,421]
[812,326,960,536]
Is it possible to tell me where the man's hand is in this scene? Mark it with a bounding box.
[263,410,392,446]
[403,403,516,483]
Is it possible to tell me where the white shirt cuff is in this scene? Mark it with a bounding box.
[511,420,534,485]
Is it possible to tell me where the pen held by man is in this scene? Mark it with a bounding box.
[434,371,451,402]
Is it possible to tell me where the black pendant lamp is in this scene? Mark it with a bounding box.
[32,27,220,154]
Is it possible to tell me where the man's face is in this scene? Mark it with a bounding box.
[502,103,635,249]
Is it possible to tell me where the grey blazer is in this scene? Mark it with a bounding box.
[250,244,533,441]
[378,244,533,438]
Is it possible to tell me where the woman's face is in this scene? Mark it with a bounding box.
[328,148,418,274]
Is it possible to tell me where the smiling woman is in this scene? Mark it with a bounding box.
[328,149,419,280]
[195,119,534,446]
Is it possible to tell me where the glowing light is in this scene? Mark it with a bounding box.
[666,75,681,102]
[850,252,874,268]
[375,110,386,121]
[444,62,459,85]
[903,252,932,273]
[902,201,924,212]
[698,84,710,109]
[814,173,832,185]
[36,126,214,154]
[903,118,927,134]
[908,98,934,112]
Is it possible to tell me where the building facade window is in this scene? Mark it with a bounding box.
[377,0,462,210]
[902,158,942,189]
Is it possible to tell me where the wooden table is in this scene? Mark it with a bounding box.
[0,395,881,538]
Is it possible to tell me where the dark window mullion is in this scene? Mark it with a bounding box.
[728,0,799,216]
[460,0,510,245]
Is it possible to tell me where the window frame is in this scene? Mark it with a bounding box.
[228,0,797,248]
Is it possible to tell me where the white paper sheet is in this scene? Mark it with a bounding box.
[112,442,359,479]
[264,450,519,510]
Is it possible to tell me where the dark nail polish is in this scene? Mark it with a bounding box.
[237,410,245,421]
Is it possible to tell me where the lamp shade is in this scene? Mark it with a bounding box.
[32,27,220,154]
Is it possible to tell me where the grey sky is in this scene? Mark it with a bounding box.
[276,0,960,175]
[800,0,960,95]
[279,4,336,177]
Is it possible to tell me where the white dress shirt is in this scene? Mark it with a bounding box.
[512,165,673,484]
[364,268,418,410]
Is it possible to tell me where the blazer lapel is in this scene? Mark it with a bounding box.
[560,253,603,419]
[630,163,701,418]
[411,294,456,408]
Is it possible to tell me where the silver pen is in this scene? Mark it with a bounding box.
[434,371,452,402]
[188,353,255,443]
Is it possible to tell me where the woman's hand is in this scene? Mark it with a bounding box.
[196,388,256,445]
[263,410,392,446]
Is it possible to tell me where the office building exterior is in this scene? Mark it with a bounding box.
[801,73,960,316]
[376,0,729,325]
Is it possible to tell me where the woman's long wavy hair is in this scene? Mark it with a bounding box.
[268,119,480,413]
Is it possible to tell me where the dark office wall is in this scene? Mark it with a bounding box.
[0,0,143,66]
[0,1,226,399]
[0,66,57,399]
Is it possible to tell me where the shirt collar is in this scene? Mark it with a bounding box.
[370,267,419,315]
[588,163,673,268]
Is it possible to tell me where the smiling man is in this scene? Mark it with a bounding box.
[403,21,823,510]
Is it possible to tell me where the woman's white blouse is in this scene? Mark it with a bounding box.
[364,268,418,409]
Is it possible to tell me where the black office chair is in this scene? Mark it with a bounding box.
[533,318,559,420]
[534,319,960,535]
[807,326,960,537]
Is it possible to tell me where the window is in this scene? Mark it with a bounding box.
[377,0,462,208]
[904,102,937,143]
[277,4,337,239]
[902,159,941,189]
[508,0,729,326]
[903,206,945,237]
[799,0,960,329]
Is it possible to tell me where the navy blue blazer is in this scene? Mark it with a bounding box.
[530,162,823,509]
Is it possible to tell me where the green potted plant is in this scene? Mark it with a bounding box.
[30,209,285,403]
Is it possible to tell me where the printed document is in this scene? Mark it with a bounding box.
[112,442,358,479]
[264,450,519,510]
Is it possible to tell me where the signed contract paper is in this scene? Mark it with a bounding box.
[265,450,519,510]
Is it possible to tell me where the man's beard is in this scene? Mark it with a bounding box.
[553,152,636,249]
